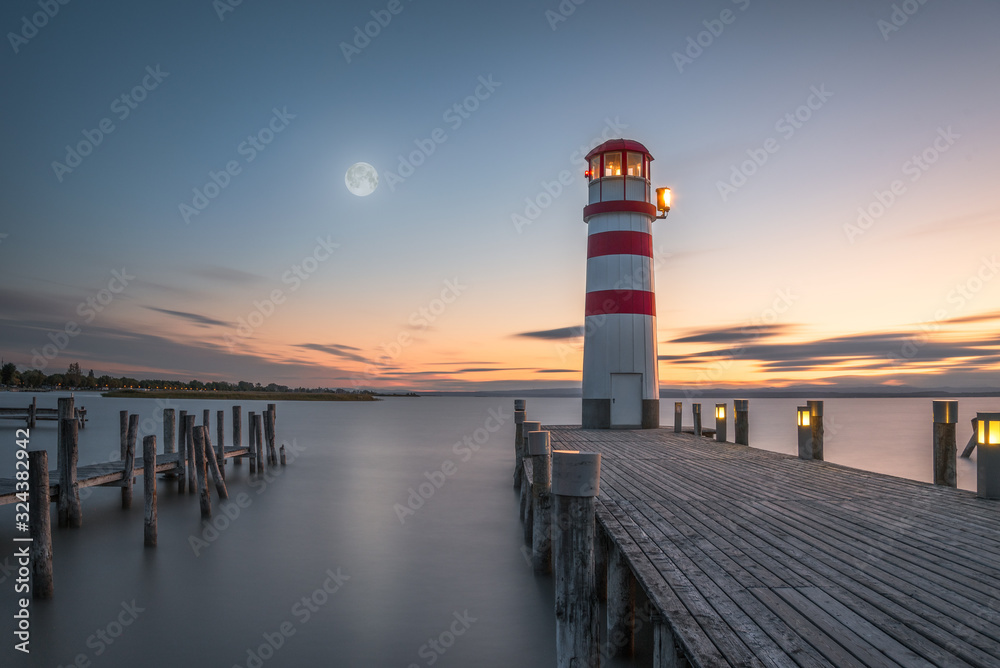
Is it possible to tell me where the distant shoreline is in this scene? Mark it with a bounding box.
[100,390,380,401]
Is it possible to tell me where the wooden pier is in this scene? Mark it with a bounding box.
[520,424,1000,667]
[0,396,87,429]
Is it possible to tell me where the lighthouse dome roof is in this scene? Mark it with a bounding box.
[585,139,652,161]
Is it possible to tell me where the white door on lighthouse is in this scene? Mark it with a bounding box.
[610,373,642,428]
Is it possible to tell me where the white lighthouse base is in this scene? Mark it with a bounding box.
[582,398,659,430]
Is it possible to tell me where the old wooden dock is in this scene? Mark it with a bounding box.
[529,425,1000,667]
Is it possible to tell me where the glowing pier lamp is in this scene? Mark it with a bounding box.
[715,404,727,443]
[977,412,1000,499]
[797,407,812,460]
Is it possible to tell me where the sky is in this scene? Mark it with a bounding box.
[1,0,999,392]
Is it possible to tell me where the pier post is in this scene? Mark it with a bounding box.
[177,410,188,492]
[28,396,37,429]
[186,415,197,494]
[797,406,812,460]
[119,410,128,460]
[715,404,727,443]
[280,444,286,466]
[266,405,278,466]
[254,413,266,476]
[217,410,225,479]
[514,409,526,488]
[808,401,824,461]
[607,543,636,658]
[932,401,958,487]
[674,402,682,433]
[248,411,257,473]
[233,406,243,466]
[976,412,1000,499]
[735,399,749,446]
[122,414,138,509]
[692,404,702,437]
[521,421,541,526]
[163,408,176,455]
[193,426,212,518]
[204,426,229,500]
[552,450,601,668]
[962,418,979,458]
[58,411,82,528]
[28,450,54,598]
[653,613,682,668]
[528,430,552,574]
[143,435,157,547]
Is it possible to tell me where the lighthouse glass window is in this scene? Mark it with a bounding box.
[604,152,622,177]
[626,152,643,177]
[589,155,600,180]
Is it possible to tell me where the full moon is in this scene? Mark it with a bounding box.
[345,162,378,196]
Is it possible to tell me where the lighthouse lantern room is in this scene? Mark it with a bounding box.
[581,138,666,429]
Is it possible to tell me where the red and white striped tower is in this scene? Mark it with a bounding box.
[581,139,661,429]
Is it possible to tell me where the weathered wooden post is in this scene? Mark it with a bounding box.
[692,404,702,437]
[932,401,958,487]
[962,418,979,458]
[279,444,286,466]
[514,399,526,412]
[203,429,229,500]
[552,450,601,668]
[216,409,225,478]
[976,412,1000,499]
[177,410,188,492]
[653,613,683,668]
[797,406,812,460]
[521,421,541,526]
[248,411,257,473]
[808,400,824,461]
[193,427,212,518]
[265,405,278,466]
[513,409,526,488]
[163,408,176,455]
[28,450,54,598]
[233,406,243,466]
[715,404,727,443]
[607,543,636,658]
[734,399,749,446]
[143,435,157,547]
[528,430,552,574]
[28,396,37,429]
[673,402,682,433]
[58,414,82,528]
[186,415,197,495]
[122,414,138,509]
[254,413,266,475]
[119,410,129,459]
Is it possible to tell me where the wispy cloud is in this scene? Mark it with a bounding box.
[296,343,369,364]
[144,307,229,328]
[515,326,584,340]
[667,324,793,344]
[191,265,265,284]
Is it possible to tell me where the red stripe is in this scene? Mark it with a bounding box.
[587,231,652,258]
[585,290,656,316]
[583,200,656,222]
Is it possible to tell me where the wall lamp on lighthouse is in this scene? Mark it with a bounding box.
[655,187,672,219]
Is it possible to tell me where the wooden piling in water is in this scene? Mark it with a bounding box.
[204,427,229,500]
[248,411,257,473]
[193,427,212,518]
[58,412,82,528]
[177,410,188,492]
[280,444,286,466]
[216,410,225,479]
[143,435,157,547]
[528,430,552,574]
[673,402,682,433]
[808,400,824,461]
[119,410,128,460]
[962,418,979,458]
[692,404,702,437]
[520,421,541,526]
[607,543,636,658]
[28,450,54,599]
[163,408,176,455]
[932,401,958,487]
[513,409,526,489]
[233,406,243,467]
[28,396,37,429]
[552,450,600,668]
[186,415,197,494]
[735,399,749,446]
[122,414,138,509]
[266,405,278,466]
[254,413,266,476]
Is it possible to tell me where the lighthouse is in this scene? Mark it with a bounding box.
[581,139,669,429]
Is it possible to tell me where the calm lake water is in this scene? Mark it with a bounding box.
[0,393,993,667]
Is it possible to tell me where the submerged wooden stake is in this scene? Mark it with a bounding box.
[233,406,243,467]
[193,427,212,518]
[143,435,157,547]
[204,428,229,500]
[177,410,188,492]
[216,409,225,479]
[280,444,286,466]
[186,415,197,495]
[58,413,82,529]
[122,414,138,509]
[29,450,54,598]
[248,411,257,474]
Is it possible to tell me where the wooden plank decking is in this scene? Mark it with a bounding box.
[0,446,251,504]
[546,426,1000,668]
